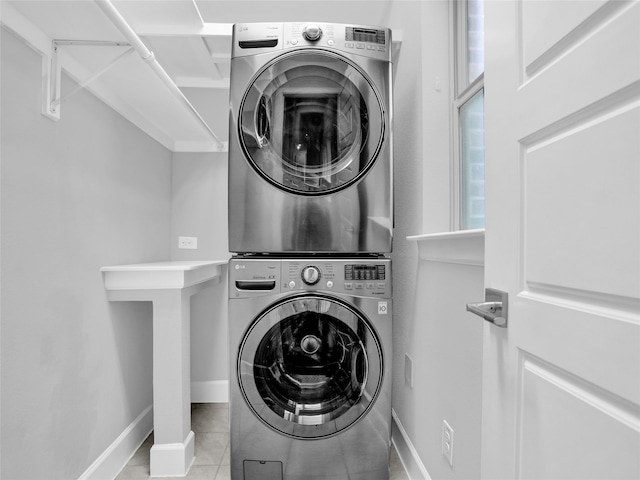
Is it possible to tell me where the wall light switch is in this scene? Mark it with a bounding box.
[178,236,198,249]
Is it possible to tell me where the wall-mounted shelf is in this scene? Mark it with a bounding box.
[1,0,228,153]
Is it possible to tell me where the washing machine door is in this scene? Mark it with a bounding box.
[238,294,383,439]
[238,50,386,195]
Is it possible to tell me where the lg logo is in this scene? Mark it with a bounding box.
[378,302,388,315]
[234,264,246,270]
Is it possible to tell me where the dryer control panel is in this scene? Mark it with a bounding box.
[232,22,392,62]
[229,258,391,298]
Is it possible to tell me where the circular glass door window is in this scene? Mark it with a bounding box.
[239,50,385,195]
[237,294,383,439]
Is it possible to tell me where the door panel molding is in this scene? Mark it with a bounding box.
[521,0,633,79]
[521,104,640,298]
[519,81,640,148]
[515,352,640,479]
[517,1,640,135]
[516,298,640,404]
[523,282,640,324]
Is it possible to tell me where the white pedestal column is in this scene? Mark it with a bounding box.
[101,260,226,477]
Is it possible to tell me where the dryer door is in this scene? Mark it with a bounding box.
[238,294,383,439]
[238,50,386,195]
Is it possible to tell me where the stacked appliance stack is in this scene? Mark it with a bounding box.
[227,22,394,480]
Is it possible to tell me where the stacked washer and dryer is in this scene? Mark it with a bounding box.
[227,22,394,480]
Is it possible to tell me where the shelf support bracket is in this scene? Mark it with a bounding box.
[43,40,132,120]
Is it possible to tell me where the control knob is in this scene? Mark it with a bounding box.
[302,24,322,42]
[301,266,320,285]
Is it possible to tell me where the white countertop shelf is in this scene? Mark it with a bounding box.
[407,229,485,243]
[99,258,228,476]
[407,230,485,266]
[101,260,227,291]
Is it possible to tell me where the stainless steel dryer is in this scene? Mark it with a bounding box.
[229,257,392,480]
[228,22,393,254]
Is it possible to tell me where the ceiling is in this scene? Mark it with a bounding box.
[114,0,232,88]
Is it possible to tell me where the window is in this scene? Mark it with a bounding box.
[465,0,485,86]
[459,89,485,229]
[453,0,485,230]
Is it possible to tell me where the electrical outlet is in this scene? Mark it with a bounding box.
[442,420,454,467]
[178,236,198,249]
[404,354,413,389]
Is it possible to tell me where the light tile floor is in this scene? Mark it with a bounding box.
[116,403,409,480]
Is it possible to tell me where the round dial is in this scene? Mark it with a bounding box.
[301,266,321,285]
[302,24,322,41]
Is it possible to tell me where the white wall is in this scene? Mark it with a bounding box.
[421,1,453,234]
[172,87,231,396]
[393,233,485,480]
[385,2,480,479]
[0,28,172,479]
[389,4,486,480]
[170,152,230,399]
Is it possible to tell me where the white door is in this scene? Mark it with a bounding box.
[482,1,640,479]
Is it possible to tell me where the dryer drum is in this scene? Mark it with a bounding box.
[238,50,384,196]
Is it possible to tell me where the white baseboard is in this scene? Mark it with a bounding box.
[391,409,432,480]
[77,405,153,480]
[77,381,227,480]
[191,380,229,403]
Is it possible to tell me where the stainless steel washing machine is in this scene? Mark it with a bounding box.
[228,256,392,480]
[228,22,393,254]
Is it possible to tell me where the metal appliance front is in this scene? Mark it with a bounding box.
[228,22,393,254]
[229,257,392,480]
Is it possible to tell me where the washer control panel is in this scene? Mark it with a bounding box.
[283,259,391,298]
[230,258,391,298]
